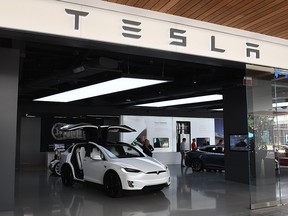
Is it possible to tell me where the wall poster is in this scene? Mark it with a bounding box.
[153,137,169,148]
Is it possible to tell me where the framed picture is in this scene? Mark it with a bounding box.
[153,137,169,148]
[196,138,210,147]
[229,134,248,151]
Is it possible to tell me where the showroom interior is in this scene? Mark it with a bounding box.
[1,0,288,215]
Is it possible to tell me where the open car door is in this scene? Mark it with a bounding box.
[60,123,136,144]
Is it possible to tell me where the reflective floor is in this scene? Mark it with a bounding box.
[2,165,288,216]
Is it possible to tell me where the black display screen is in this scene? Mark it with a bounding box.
[229,134,248,151]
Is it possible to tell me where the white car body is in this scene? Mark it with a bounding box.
[60,140,170,197]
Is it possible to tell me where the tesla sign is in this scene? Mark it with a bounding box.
[65,8,260,60]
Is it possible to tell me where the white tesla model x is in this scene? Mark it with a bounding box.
[59,124,170,197]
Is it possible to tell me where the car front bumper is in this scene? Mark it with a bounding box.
[119,170,171,190]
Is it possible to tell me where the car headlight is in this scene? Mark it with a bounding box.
[121,167,141,173]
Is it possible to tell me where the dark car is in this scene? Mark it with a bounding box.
[185,145,225,172]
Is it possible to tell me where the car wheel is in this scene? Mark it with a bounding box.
[191,159,203,172]
[104,171,123,198]
[49,159,56,173]
[54,162,61,176]
[61,165,75,186]
[184,159,191,167]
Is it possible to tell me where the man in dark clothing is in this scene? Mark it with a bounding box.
[142,139,154,157]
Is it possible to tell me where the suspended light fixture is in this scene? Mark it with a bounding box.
[136,94,223,107]
[34,76,169,103]
[211,108,223,111]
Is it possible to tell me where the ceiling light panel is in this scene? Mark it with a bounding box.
[136,94,223,107]
[273,102,288,108]
[211,108,223,111]
[34,77,167,102]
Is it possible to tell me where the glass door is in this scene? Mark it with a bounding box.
[272,70,288,204]
[246,65,281,209]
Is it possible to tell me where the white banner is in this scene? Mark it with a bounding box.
[1,0,288,69]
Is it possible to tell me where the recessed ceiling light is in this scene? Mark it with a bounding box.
[34,77,168,102]
[136,94,223,107]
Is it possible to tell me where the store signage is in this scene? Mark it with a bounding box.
[0,0,288,68]
[51,122,85,140]
[65,8,261,60]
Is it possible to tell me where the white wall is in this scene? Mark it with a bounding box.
[0,48,19,211]
[120,115,174,153]
[20,117,45,166]
[153,152,181,165]
[172,117,215,150]
[121,115,215,164]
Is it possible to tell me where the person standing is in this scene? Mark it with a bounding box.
[216,139,224,147]
[180,138,186,167]
[216,139,224,152]
[191,138,197,150]
[142,139,154,157]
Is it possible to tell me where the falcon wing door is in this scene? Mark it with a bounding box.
[60,123,99,131]
[60,123,136,144]
[107,125,136,133]
[60,123,102,143]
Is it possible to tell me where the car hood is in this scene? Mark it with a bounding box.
[112,157,167,172]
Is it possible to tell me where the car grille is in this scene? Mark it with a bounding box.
[142,183,169,190]
[146,170,166,175]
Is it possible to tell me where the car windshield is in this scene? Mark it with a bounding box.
[102,143,145,159]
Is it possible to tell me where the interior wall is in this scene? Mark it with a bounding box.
[104,117,120,142]
[187,117,215,145]
[223,85,249,184]
[0,47,19,211]
[20,117,45,166]
[121,115,216,164]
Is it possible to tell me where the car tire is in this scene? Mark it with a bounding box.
[49,162,54,173]
[61,164,75,186]
[191,159,203,172]
[184,159,191,167]
[54,162,61,176]
[104,171,123,198]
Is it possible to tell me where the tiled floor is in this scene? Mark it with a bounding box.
[1,165,288,216]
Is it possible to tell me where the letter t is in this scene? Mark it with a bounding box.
[65,9,89,30]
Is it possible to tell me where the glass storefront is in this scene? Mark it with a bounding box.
[273,70,288,204]
[246,65,288,209]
